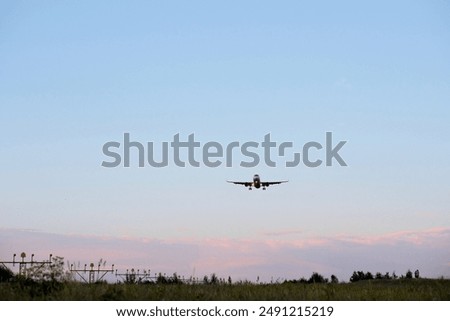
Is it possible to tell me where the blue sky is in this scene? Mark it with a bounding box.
[1,1,449,279]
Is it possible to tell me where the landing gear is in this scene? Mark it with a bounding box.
[263,187,266,190]
[249,187,252,190]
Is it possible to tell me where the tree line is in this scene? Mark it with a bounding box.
[0,260,422,285]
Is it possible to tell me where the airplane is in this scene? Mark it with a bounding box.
[227,174,288,190]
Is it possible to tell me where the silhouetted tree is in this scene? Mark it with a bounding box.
[25,256,71,282]
[308,272,328,284]
[350,271,376,282]
[350,271,366,282]
[330,275,339,284]
[414,269,420,279]
[0,266,14,282]
[210,273,219,284]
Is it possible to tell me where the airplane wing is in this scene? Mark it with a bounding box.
[227,181,253,187]
[261,180,288,187]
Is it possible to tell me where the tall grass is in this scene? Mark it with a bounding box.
[1,278,449,300]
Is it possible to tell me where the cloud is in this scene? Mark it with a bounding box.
[261,229,304,237]
[0,227,449,282]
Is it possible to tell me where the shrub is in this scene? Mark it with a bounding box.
[0,266,14,282]
[331,275,339,284]
[308,272,328,284]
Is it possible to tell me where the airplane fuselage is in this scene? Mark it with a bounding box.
[253,174,261,189]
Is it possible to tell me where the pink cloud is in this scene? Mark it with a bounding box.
[261,229,304,237]
[0,227,449,282]
[332,227,450,246]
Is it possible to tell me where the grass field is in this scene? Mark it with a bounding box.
[1,278,449,300]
